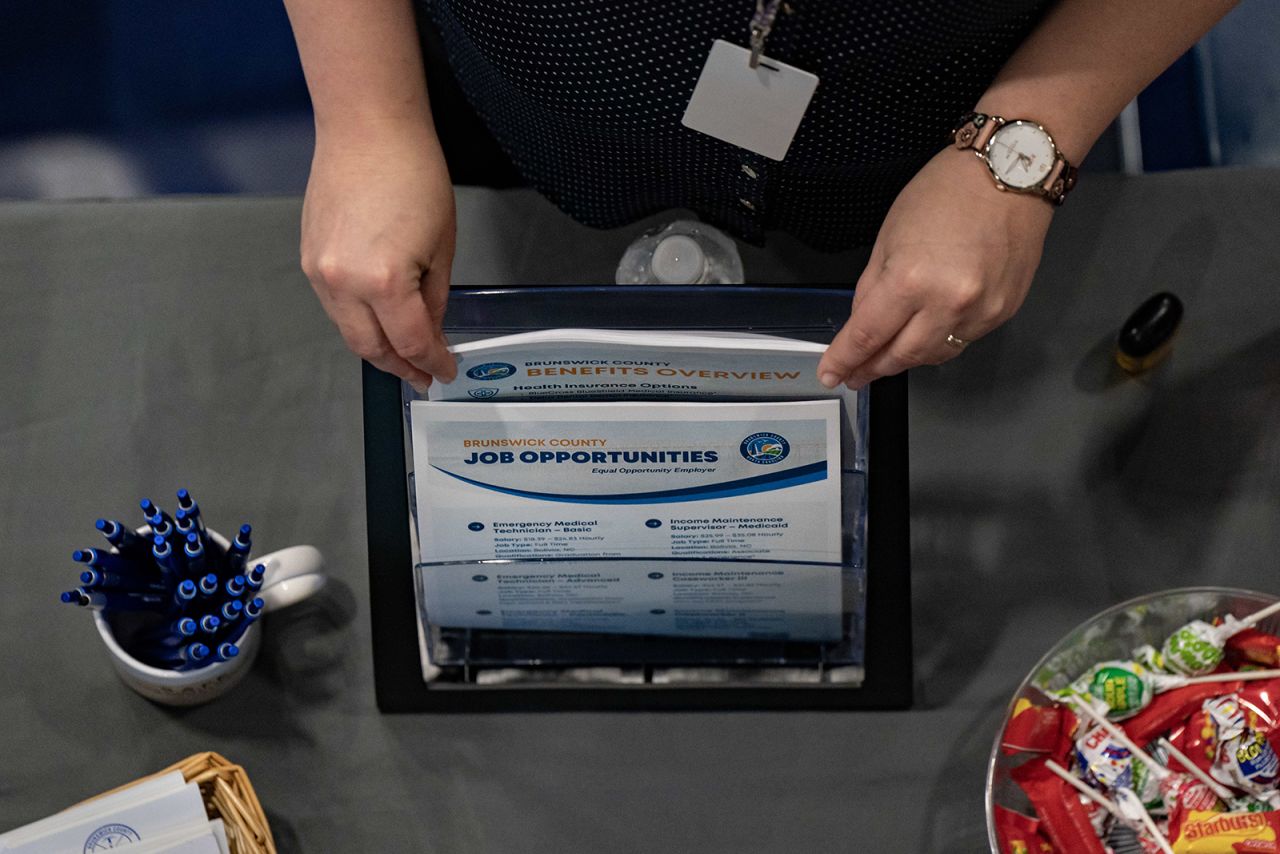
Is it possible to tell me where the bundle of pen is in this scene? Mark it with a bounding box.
[60,490,267,671]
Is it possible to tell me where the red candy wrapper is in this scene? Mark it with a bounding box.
[1161,773,1225,842]
[1173,708,1227,779]
[993,805,1056,853]
[1239,678,1280,731]
[1003,698,1079,759]
[1227,629,1280,669]
[1169,679,1280,798]
[1011,758,1108,854]
[1124,682,1243,746]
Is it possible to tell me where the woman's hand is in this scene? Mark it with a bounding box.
[300,119,457,391]
[816,146,1054,390]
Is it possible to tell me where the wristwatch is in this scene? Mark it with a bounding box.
[952,112,1078,206]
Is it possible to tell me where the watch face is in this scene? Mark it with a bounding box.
[986,122,1056,189]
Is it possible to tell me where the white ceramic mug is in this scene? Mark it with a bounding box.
[92,528,326,706]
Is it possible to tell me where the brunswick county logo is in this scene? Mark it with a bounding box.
[465,362,516,381]
[84,823,142,851]
[740,432,790,465]
[468,388,499,399]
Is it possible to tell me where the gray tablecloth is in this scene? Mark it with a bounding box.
[2,170,1278,852]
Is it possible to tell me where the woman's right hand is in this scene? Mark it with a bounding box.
[300,118,458,391]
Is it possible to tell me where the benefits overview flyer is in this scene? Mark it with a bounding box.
[426,328,836,402]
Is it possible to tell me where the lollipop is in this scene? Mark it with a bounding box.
[1162,601,1280,677]
[1069,658,1280,720]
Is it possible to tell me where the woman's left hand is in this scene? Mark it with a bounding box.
[816,145,1055,390]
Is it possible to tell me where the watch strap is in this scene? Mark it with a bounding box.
[953,112,1000,154]
[1040,158,1079,206]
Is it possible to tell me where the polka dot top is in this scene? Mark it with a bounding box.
[420,0,1053,251]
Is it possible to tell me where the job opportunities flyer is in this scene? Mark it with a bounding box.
[419,559,843,641]
[410,400,842,564]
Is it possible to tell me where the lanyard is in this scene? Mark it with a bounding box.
[748,0,787,68]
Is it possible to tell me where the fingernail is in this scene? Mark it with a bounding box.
[410,381,431,394]
[819,372,842,389]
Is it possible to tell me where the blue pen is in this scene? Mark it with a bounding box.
[171,616,199,638]
[198,614,221,635]
[150,520,181,560]
[220,599,244,622]
[221,612,258,645]
[77,587,167,611]
[177,643,212,670]
[212,642,239,663]
[95,519,147,553]
[78,568,168,594]
[176,490,208,539]
[172,578,198,612]
[183,532,206,575]
[73,548,140,576]
[152,534,182,577]
[149,641,210,670]
[60,590,90,606]
[197,572,220,597]
[225,574,246,598]
[226,524,252,572]
[244,596,265,619]
[175,510,210,558]
[136,615,201,651]
[139,498,175,533]
[246,563,266,592]
[175,647,215,676]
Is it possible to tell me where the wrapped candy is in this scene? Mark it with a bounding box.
[1170,809,1280,853]
[1217,728,1280,795]
[1226,629,1280,670]
[1075,723,1162,807]
[1003,697,1079,757]
[1164,621,1235,677]
[1159,773,1226,843]
[1011,758,1109,854]
[1188,691,1280,804]
[992,805,1055,853]
[1125,682,1243,746]
[1070,660,1159,720]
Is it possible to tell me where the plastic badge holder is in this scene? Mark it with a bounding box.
[365,286,912,711]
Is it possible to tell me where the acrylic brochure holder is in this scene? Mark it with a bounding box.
[366,286,912,711]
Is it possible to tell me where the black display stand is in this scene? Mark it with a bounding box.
[366,286,912,711]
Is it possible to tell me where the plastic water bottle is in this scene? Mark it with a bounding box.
[615,220,744,285]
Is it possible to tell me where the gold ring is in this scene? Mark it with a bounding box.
[945,334,969,349]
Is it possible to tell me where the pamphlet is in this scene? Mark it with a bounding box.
[425,328,866,474]
[0,778,210,854]
[405,328,866,647]
[410,399,842,564]
[419,559,843,641]
[428,328,834,402]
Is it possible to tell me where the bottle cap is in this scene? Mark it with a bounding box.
[1116,292,1183,373]
[650,235,707,285]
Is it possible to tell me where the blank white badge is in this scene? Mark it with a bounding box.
[681,39,819,162]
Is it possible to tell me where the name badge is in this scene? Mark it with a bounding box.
[681,39,819,162]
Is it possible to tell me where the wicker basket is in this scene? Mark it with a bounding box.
[84,752,276,854]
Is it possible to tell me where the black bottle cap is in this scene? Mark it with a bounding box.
[1116,292,1183,373]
